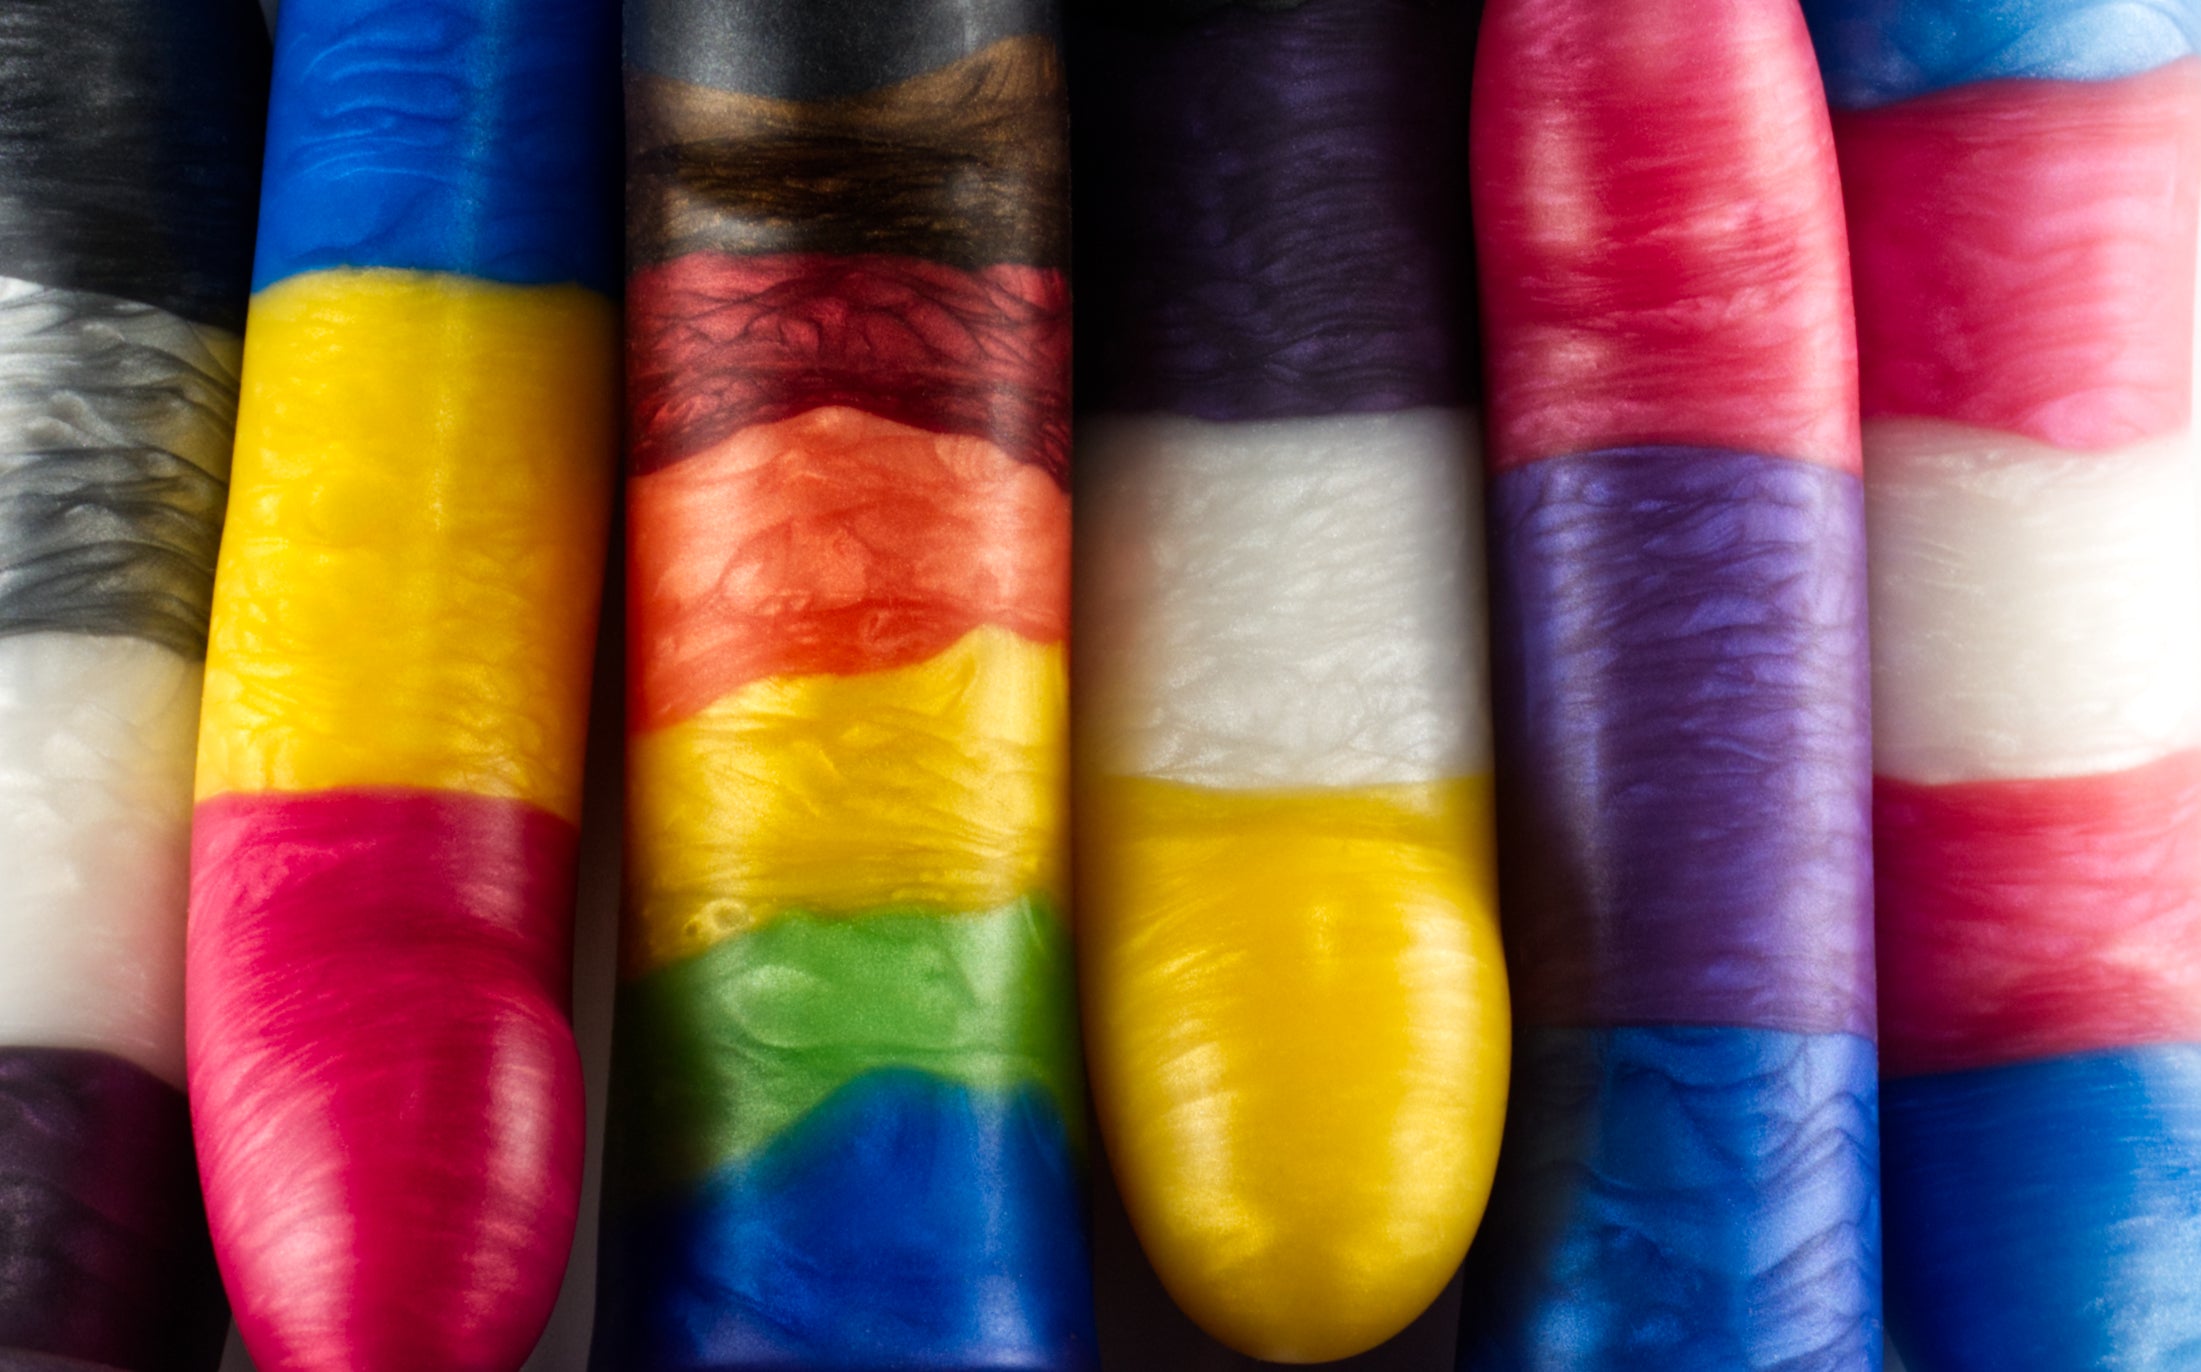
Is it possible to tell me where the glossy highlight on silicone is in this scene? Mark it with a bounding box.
[1458,1026,1882,1371]
[594,1073,1095,1371]
[627,626,1066,974]
[195,270,615,820]
[1080,775,1510,1365]
[626,253,1067,479]
[0,280,236,655]
[1488,448,1874,1036]
[608,899,1080,1194]
[0,1047,226,1372]
[1069,0,1475,421]
[1804,0,2201,108]
[1835,60,2201,451]
[252,0,619,293]
[189,788,584,1372]
[1470,0,1859,473]
[628,0,1060,100]
[1883,1046,2201,1371]
[627,39,1068,272]
[0,0,266,332]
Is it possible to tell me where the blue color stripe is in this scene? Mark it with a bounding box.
[592,1070,1097,1371]
[1458,1026,1882,1372]
[1884,1045,2201,1372]
[253,0,619,293]
[1803,0,2200,108]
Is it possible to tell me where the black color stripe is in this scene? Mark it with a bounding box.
[629,0,1060,100]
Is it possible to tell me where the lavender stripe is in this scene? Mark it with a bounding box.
[1489,448,1874,1037]
[1069,0,1476,421]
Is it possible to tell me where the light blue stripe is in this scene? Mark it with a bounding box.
[1805,0,2200,108]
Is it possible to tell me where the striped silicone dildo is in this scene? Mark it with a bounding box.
[185,1,619,1368]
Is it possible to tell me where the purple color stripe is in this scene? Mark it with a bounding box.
[1069,0,1476,420]
[1489,447,1874,1038]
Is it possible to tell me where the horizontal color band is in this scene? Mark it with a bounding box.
[626,38,1067,271]
[628,626,1065,973]
[1472,0,1858,473]
[0,1048,224,1372]
[1490,449,1875,1036]
[1076,409,1490,788]
[1458,1026,1881,1371]
[1884,1045,2201,1371]
[0,635,198,1086]
[626,253,1067,479]
[195,271,615,821]
[631,406,1067,728]
[1877,753,2201,1076]
[1080,774,1507,1363]
[608,898,1078,1195]
[1866,420,2200,784]
[628,0,1060,100]
[254,0,618,293]
[1805,0,2201,108]
[595,1072,1094,1371]
[1069,0,1475,421]
[1837,59,2201,450]
[0,0,265,332]
[188,787,583,1369]
[0,280,236,655]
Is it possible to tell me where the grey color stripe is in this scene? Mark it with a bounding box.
[0,279,238,657]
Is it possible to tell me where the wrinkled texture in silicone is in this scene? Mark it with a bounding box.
[626,40,1067,271]
[1471,0,1858,473]
[1489,448,1875,1036]
[1459,1026,1882,1371]
[626,254,1067,479]
[1884,1047,2201,1371]
[1805,0,2200,108]
[1835,61,2201,451]
[1080,775,1509,1365]
[1077,409,1490,788]
[1069,0,1475,421]
[627,0,1059,99]
[0,1048,226,1371]
[593,1074,1093,1370]
[252,0,619,292]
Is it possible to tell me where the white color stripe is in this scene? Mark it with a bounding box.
[1077,408,1491,788]
[1867,418,2201,784]
[0,633,201,1085]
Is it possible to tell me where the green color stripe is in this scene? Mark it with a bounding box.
[610,895,1082,1193]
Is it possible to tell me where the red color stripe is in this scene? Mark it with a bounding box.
[626,252,1069,482]
[1838,60,2201,452]
[1877,752,2201,1077]
[187,789,583,1372]
[1470,0,1858,474]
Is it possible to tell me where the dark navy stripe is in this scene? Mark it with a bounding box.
[0,283,234,655]
[1488,449,1875,1038]
[628,0,1060,101]
[593,1071,1096,1371]
[253,0,619,293]
[1884,1046,2201,1372]
[0,1048,226,1372]
[1804,0,2200,109]
[1069,0,1476,420]
[0,0,266,333]
[1458,1026,1882,1372]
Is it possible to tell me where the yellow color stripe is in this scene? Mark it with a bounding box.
[627,625,1065,973]
[196,270,617,821]
[1080,774,1510,1364]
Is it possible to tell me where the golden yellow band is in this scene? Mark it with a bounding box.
[1079,773,1510,1364]
[196,270,617,821]
[626,625,1066,974]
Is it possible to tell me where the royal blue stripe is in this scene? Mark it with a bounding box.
[1804,0,2200,108]
[592,1070,1096,1371]
[1458,1026,1882,1372]
[1883,1045,2201,1372]
[253,0,619,293]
